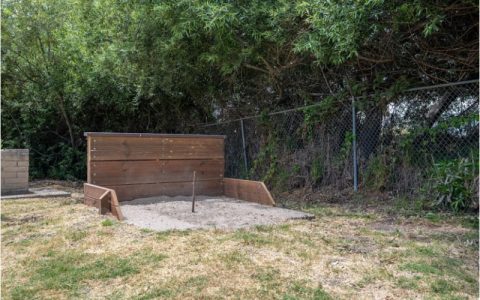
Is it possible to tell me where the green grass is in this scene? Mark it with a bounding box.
[425,212,443,223]
[65,230,88,242]
[413,245,439,257]
[155,229,191,241]
[0,213,8,221]
[232,230,272,246]
[132,275,210,300]
[430,279,457,294]
[396,276,420,290]
[400,262,442,275]
[220,250,250,267]
[254,224,275,232]
[461,216,479,229]
[184,275,209,292]
[134,287,175,300]
[252,267,282,293]
[13,250,139,297]
[283,280,332,300]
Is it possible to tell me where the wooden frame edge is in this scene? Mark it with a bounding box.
[223,178,275,206]
[84,183,124,220]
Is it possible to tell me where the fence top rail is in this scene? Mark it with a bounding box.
[84,132,226,139]
[199,79,479,127]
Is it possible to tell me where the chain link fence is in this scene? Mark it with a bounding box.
[197,80,479,203]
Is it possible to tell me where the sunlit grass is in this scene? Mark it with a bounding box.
[1,196,478,299]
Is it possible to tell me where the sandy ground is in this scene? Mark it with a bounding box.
[121,195,315,231]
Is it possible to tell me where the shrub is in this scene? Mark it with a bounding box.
[429,156,478,212]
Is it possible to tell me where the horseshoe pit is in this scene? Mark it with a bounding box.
[83,132,313,231]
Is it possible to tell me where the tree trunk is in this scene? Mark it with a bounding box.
[58,94,75,148]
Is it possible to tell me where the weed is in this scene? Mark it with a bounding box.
[101,219,114,227]
[65,230,88,242]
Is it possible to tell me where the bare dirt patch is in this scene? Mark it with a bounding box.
[121,195,314,231]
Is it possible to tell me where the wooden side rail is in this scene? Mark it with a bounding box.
[223,178,275,206]
[84,183,124,220]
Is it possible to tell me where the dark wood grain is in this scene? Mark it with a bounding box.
[106,180,224,202]
[90,159,224,185]
[89,136,224,161]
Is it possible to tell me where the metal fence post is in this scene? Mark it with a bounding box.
[351,96,358,192]
[240,119,248,176]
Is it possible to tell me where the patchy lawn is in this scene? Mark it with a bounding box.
[1,194,478,299]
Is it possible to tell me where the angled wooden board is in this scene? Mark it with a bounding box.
[223,178,275,206]
[90,159,224,185]
[84,183,124,220]
[84,183,110,199]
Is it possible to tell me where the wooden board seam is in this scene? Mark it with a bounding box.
[92,178,223,186]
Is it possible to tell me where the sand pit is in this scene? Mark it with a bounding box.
[120,195,314,231]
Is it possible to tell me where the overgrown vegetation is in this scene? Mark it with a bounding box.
[2,0,478,182]
[243,92,478,212]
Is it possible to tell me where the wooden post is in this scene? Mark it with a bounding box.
[87,136,92,183]
[192,171,196,213]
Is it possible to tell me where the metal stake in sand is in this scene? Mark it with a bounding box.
[192,171,196,213]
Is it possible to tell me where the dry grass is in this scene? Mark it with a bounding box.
[1,193,478,299]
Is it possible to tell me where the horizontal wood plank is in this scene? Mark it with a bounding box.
[90,136,224,161]
[223,178,275,206]
[90,159,224,185]
[85,132,225,139]
[107,180,223,202]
